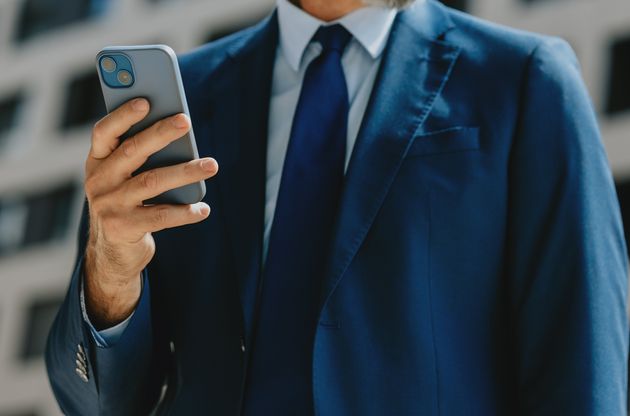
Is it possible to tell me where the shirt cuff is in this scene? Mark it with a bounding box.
[79,274,139,348]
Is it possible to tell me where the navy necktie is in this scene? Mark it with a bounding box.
[243,25,352,415]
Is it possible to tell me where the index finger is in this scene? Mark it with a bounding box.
[89,98,150,160]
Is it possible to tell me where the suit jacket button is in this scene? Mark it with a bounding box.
[75,367,89,383]
[76,352,87,366]
[75,359,87,372]
[240,337,246,353]
[76,345,87,362]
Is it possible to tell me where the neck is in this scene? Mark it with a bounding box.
[294,0,364,22]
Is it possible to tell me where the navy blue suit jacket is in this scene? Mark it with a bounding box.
[46,1,629,414]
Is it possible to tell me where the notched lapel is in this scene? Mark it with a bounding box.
[319,1,461,312]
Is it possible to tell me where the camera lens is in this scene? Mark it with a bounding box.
[117,70,133,86]
[100,57,116,73]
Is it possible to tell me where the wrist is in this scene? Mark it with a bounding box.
[84,248,143,329]
[84,273,142,330]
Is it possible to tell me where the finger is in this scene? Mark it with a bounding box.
[89,98,150,160]
[133,202,211,234]
[120,157,218,205]
[102,113,191,180]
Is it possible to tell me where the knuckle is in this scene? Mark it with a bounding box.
[120,138,137,158]
[84,175,100,197]
[155,118,170,136]
[139,236,156,263]
[92,120,106,141]
[153,207,170,226]
[141,170,159,191]
[183,160,196,176]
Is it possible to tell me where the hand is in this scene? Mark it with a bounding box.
[83,98,218,329]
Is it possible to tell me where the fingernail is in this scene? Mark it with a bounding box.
[199,203,210,216]
[132,98,148,111]
[200,158,217,172]
[172,114,189,128]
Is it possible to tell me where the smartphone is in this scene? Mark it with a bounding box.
[95,44,206,205]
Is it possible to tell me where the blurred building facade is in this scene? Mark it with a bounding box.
[0,0,628,414]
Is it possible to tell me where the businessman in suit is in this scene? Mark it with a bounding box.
[46,0,629,414]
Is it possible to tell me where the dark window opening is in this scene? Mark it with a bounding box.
[61,71,106,130]
[15,0,109,42]
[616,180,630,258]
[440,0,467,12]
[0,182,78,257]
[0,94,23,144]
[0,410,39,416]
[606,35,630,115]
[22,183,77,247]
[19,296,63,361]
[0,199,28,256]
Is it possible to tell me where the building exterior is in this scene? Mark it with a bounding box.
[0,0,628,414]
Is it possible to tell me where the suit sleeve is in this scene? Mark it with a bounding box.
[506,37,629,415]
[45,202,164,415]
[81,278,136,347]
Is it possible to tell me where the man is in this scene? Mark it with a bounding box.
[46,0,629,414]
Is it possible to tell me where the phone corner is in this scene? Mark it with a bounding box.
[196,181,207,203]
[95,46,115,61]
[153,44,178,62]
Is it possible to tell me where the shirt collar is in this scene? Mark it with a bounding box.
[276,0,398,72]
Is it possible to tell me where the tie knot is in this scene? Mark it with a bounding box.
[313,24,352,54]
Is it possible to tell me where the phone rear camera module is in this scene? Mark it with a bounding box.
[117,70,133,86]
[100,57,117,73]
[99,53,134,88]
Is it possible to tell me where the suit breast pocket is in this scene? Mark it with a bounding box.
[405,126,480,158]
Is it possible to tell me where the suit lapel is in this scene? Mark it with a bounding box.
[193,1,461,336]
[208,13,279,342]
[320,1,461,309]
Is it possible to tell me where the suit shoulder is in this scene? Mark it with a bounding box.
[440,6,593,162]
[441,4,571,65]
[177,15,271,85]
[429,2,581,103]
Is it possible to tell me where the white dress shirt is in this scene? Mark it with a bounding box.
[86,0,397,347]
[265,0,396,259]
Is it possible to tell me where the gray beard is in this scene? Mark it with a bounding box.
[363,0,416,8]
